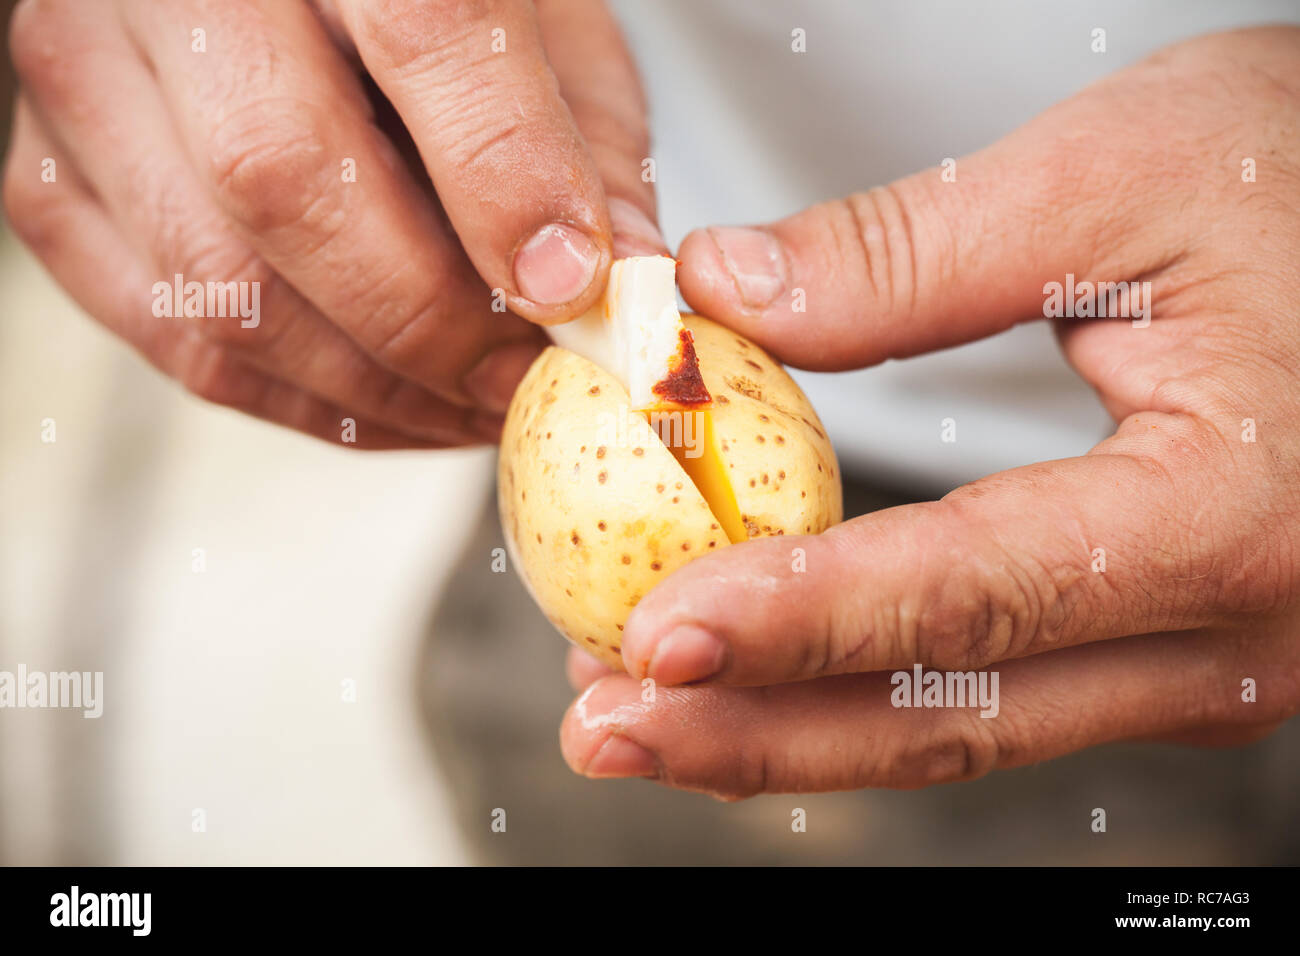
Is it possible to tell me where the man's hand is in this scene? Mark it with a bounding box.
[4,0,664,447]
[561,27,1300,797]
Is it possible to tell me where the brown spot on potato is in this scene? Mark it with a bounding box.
[650,561,662,571]
[726,376,763,400]
[598,521,607,531]
[621,555,631,565]
[776,435,785,445]
[571,532,581,545]
[715,394,730,404]
[656,483,665,493]
[681,542,691,551]
[598,470,608,484]
[633,447,644,456]
[756,435,766,443]
[761,474,769,484]
[745,359,762,372]
[596,446,607,458]
[778,470,786,479]
[589,386,600,396]
[585,637,597,645]
[758,414,770,422]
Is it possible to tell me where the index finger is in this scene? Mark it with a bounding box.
[337,0,613,320]
[618,412,1280,686]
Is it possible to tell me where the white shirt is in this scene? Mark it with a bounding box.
[613,0,1300,490]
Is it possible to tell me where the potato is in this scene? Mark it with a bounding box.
[498,314,842,670]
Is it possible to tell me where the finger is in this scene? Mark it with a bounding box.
[14,0,505,443]
[566,646,613,692]
[676,60,1190,370]
[3,99,436,451]
[620,412,1286,686]
[336,0,612,319]
[563,626,1298,797]
[122,0,544,413]
[534,0,666,258]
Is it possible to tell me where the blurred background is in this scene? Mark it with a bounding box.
[2,0,1297,865]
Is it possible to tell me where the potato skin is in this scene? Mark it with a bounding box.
[498,315,841,670]
[687,317,842,538]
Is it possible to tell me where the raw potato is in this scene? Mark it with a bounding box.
[498,314,842,670]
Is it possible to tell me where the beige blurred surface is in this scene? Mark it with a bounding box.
[1,230,481,864]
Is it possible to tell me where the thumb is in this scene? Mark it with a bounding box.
[677,91,1173,370]
[336,0,613,322]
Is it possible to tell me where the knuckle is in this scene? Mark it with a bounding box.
[9,0,67,86]
[1124,413,1299,622]
[182,243,280,347]
[364,290,450,372]
[358,0,495,74]
[839,182,933,318]
[444,112,530,178]
[207,102,336,235]
[156,225,285,351]
[909,520,1046,671]
[698,742,769,801]
[880,718,1000,789]
[178,345,268,410]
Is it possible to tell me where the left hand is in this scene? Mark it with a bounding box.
[558,27,1300,798]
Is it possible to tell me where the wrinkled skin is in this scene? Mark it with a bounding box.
[4,0,667,447]
[562,28,1300,799]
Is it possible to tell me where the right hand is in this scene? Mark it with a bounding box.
[4,0,664,447]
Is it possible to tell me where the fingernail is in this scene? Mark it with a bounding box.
[706,226,787,310]
[513,223,601,305]
[463,340,543,414]
[584,734,658,779]
[608,197,667,257]
[646,624,727,685]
